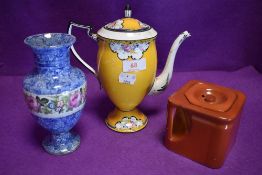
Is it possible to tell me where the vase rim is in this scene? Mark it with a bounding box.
[24,33,76,49]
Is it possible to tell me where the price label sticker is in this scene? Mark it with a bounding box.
[123,58,146,72]
[119,72,136,85]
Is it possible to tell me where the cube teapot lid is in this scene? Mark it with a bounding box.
[169,80,246,123]
[97,4,157,41]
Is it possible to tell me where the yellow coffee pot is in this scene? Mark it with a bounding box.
[68,4,190,133]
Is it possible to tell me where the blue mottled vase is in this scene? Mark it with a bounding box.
[23,33,86,155]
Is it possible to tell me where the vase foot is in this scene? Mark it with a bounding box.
[105,108,148,133]
[42,132,80,155]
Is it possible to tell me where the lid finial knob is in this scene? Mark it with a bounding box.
[124,4,132,18]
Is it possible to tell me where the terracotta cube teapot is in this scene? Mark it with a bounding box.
[68,4,190,132]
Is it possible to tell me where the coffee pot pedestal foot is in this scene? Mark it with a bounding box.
[42,132,80,155]
[105,108,148,133]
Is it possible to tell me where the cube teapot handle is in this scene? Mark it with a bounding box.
[68,21,97,76]
[167,102,190,140]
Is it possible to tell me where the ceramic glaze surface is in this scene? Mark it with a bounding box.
[104,18,150,32]
[98,39,157,110]
[97,39,156,132]
[23,33,86,155]
[42,132,80,155]
[165,80,246,168]
[24,83,86,118]
[23,67,85,95]
[68,5,189,133]
[97,17,157,40]
[37,111,81,133]
[110,41,150,60]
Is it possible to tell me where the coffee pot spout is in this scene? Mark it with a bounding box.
[148,31,191,95]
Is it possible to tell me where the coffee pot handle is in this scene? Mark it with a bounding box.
[68,21,97,76]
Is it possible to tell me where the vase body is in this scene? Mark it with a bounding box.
[23,33,86,155]
[97,38,157,132]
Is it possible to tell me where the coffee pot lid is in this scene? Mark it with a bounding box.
[97,4,157,40]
